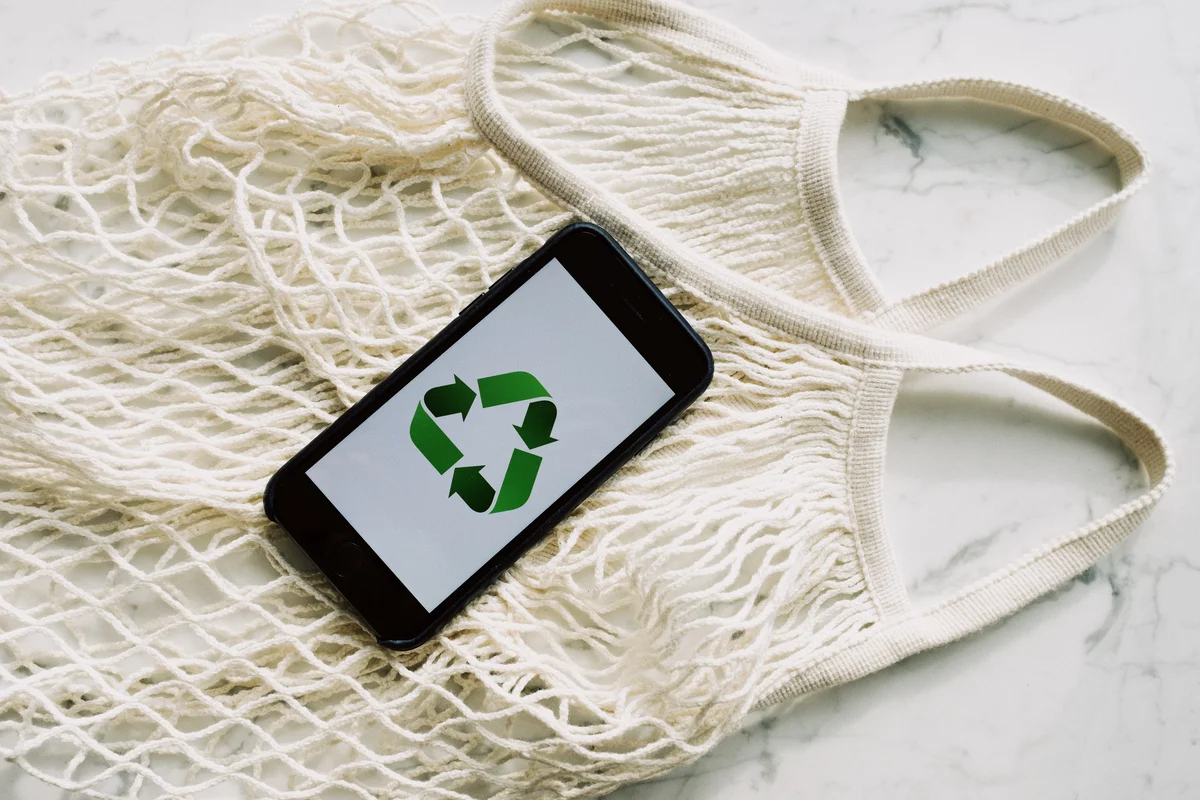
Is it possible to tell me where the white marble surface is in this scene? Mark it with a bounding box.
[1,0,1197,798]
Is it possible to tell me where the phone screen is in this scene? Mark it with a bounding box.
[306,258,674,612]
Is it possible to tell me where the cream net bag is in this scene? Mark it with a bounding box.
[0,0,1173,797]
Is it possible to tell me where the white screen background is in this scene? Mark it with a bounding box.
[307,259,674,611]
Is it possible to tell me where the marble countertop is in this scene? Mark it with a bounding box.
[1,0,1196,798]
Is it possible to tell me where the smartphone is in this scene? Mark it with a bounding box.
[263,223,713,649]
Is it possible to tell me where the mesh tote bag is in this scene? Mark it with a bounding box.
[0,0,1171,797]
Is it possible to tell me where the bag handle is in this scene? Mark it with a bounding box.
[853,78,1150,333]
[755,335,1174,705]
[469,3,1150,335]
[465,0,1165,384]
[468,0,1172,704]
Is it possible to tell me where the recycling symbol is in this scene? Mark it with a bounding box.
[408,371,557,514]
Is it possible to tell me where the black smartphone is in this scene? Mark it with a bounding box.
[263,223,713,649]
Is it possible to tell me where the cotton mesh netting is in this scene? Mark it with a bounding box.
[0,3,878,797]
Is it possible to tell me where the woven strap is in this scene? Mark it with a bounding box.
[470,1,1149,337]
[854,78,1150,332]
[753,335,1174,706]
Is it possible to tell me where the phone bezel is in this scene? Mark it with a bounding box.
[263,223,713,649]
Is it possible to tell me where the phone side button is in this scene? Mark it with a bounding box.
[458,290,488,316]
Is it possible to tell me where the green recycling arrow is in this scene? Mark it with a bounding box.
[409,403,462,475]
[449,465,495,513]
[409,371,558,514]
[424,375,475,420]
[514,400,557,449]
[492,449,542,514]
[478,371,550,408]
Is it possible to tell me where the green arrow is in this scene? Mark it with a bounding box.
[409,404,462,475]
[514,400,558,449]
[424,375,476,420]
[478,371,551,408]
[449,465,495,513]
[491,449,542,514]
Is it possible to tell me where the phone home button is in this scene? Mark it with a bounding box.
[331,541,364,577]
